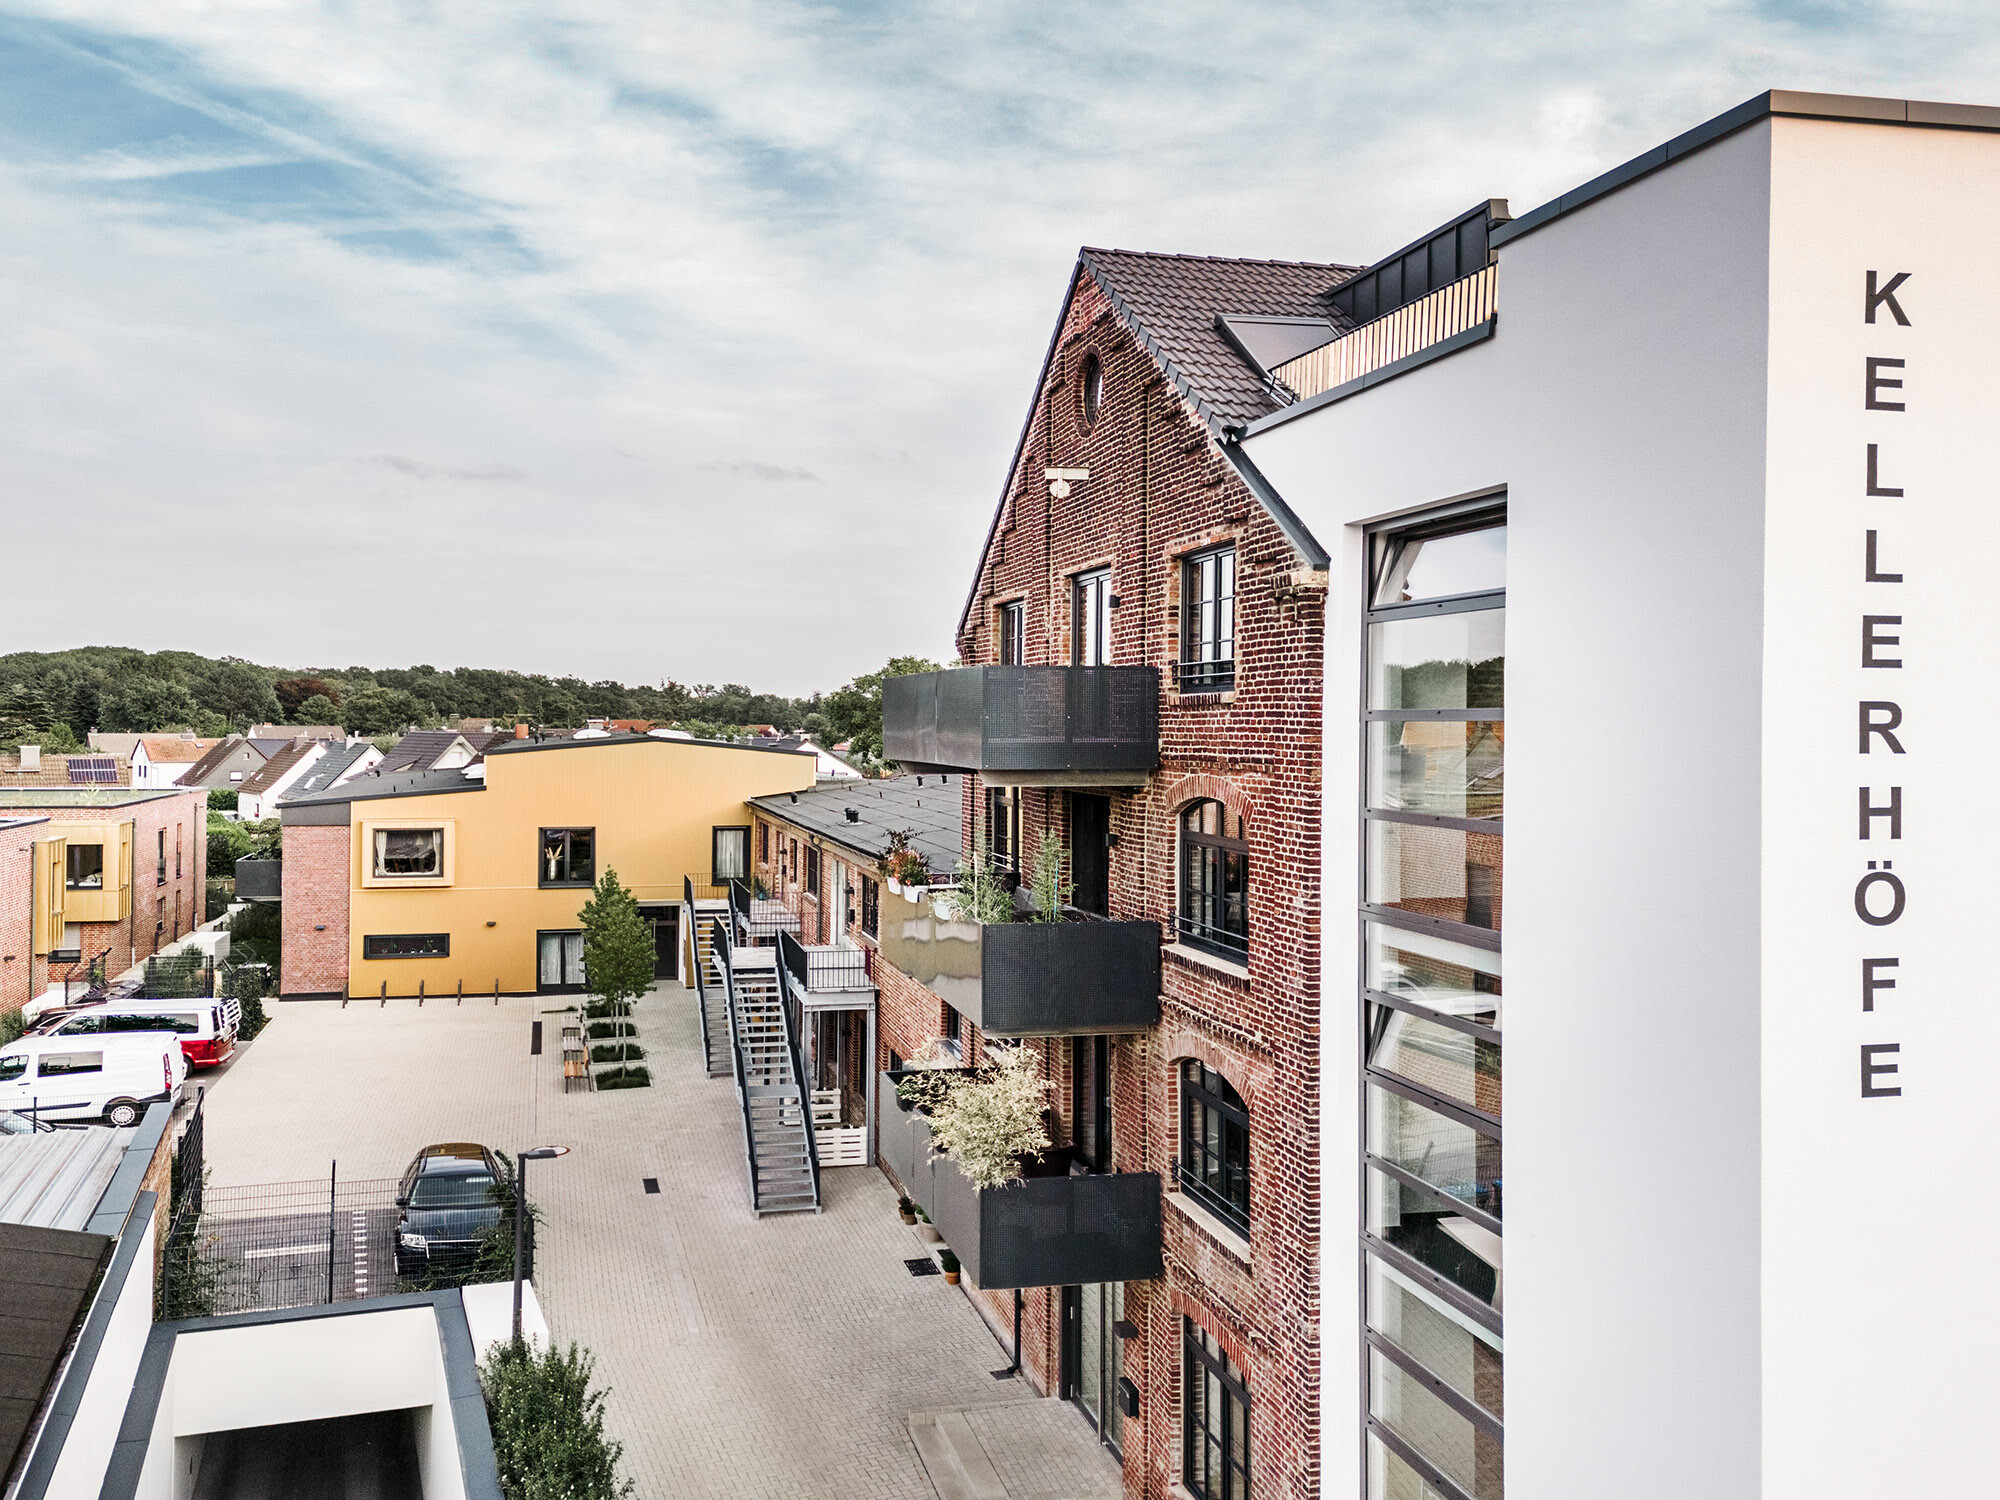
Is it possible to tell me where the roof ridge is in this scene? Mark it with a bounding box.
[1080,245,1358,273]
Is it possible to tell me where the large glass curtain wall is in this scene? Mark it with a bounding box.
[1361,511,1504,1500]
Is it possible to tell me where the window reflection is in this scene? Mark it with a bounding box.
[1369,721,1503,819]
[1368,1166,1501,1310]
[1368,1084,1500,1218]
[1366,925,1500,1029]
[1373,524,1506,606]
[1367,822,1503,932]
[1370,1351,1502,1500]
[1370,1005,1501,1117]
[1367,1255,1503,1419]
[1369,612,1505,711]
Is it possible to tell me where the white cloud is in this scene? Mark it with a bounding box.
[3,2,1999,691]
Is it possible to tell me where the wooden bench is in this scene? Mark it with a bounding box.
[563,1055,592,1092]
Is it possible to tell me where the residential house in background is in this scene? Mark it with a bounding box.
[0,786,207,1015]
[84,732,144,759]
[372,729,507,775]
[762,733,862,780]
[178,736,271,794]
[234,739,328,820]
[276,732,815,1000]
[129,736,220,788]
[0,750,131,789]
[246,723,347,742]
[876,244,1338,1500]
[278,740,383,805]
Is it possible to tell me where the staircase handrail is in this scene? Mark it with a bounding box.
[713,917,759,1207]
[777,976,823,1206]
[729,877,751,926]
[685,878,712,1065]
[777,929,809,996]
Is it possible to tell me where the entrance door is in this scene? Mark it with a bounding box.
[536,931,585,992]
[825,864,848,944]
[1063,1282,1126,1454]
[640,905,679,981]
[1071,794,1111,916]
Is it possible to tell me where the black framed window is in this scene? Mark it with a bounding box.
[539,828,595,887]
[860,875,879,939]
[1079,350,1105,427]
[1178,800,1248,961]
[1183,1319,1251,1500]
[1179,1060,1249,1237]
[65,844,104,890]
[941,1003,962,1058]
[987,785,1021,871]
[1364,505,1506,1494]
[759,822,769,863]
[156,829,167,886]
[712,825,750,883]
[998,600,1026,665]
[364,933,450,959]
[805,844,821,900]
[1073,568,1111,666]
[1179,545,1236,692]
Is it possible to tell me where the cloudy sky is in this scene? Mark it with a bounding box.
[3,3,1995,694]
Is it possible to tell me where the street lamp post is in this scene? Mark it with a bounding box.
[512,1146,569,1345]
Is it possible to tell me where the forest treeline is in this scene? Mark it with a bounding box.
[0,647,939,760]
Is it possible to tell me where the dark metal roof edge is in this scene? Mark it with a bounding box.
[486,734,812,760]
[14,1191,148,1500]
[1216,444,1329,571]
[955,259,1090,642]
[85,1103,173,1237]
[1342,199,1512,286]
[1492,90,2000,250]
[1237,318,1498,439]
[281,778,485,813]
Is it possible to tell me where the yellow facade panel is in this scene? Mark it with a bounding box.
[343,739,814,997]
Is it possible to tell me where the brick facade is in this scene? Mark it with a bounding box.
[862,262,1329,1498]
[0,790,208,1016]
[280,822,352,997]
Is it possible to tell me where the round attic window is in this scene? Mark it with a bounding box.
[1079,351,1105,428]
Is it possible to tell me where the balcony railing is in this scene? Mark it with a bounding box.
[878,1077,1163,1291]
[1173,658,1236,695]
[877,889,1159,1036]
[233,858,281,903]
[1274,262,1497,403]
[883,666,1159,785]
[778,930,874,995]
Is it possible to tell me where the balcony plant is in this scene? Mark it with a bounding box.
[878,828,931,895]
[1027,834,1072,924]
[897,1194,917,1226]
[897,1042,1052,1191]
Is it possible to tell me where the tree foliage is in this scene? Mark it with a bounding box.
[273,676,341,715]
[899,1043,1051,1190]
[481,1340,633,1500]
[578,869,654,1067]
[101,677,202,733]
[823,655,943,763]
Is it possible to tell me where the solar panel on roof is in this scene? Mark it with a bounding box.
[68,757,118,784]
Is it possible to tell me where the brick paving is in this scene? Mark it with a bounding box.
[195,983,1123,1500]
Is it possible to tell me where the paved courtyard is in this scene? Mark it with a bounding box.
[193,982,1123,1500]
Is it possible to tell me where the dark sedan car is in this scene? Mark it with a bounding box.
[395,1142,506,1278]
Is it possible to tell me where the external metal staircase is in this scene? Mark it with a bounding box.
[686,883,732,1078]
[711,917,821,1216]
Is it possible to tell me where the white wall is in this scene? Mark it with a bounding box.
[1248,119,1774,1498]
[166,1307,437,1435]
[1757,116,2000,1495]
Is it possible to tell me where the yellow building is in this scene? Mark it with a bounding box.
[277,733,815,999]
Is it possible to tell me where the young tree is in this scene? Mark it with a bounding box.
[578,868,654,1065]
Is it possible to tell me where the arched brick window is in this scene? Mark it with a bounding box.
[1178,799,1248,961]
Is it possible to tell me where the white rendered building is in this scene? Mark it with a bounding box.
[1236,90,1999,1500]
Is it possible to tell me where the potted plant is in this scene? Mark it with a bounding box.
[897,1043,1052,1191]
[915,1206,942,1244]
[938,1249,961,1286]
[897,1195,917,1226]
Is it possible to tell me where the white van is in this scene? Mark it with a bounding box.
[36,998,239,1069]
[0,1033,186,1127]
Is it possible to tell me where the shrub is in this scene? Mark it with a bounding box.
[207,788,238,812]
[898,1043,1051,1190]
[585,1021,636,1039]
[583,999,630,1020]
[938,1250,960,1273]
[594,1066,651,1089]
[589,1043,645,1064]
[481,1340,633,1500]
[205,877,234,917]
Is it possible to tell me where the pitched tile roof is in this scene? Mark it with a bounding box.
[135,737,216,763]
[281,741,377,801]
[238,740,318,797]
[1077,248,1355,434]
[181,736,262,786]
[375,730,472,775]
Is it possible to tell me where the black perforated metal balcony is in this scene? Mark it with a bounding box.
[877,893,1159,1036]
[882,666,1159,786]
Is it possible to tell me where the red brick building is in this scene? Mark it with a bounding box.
[869,248,1345,1500]
[0,788,209,1016]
